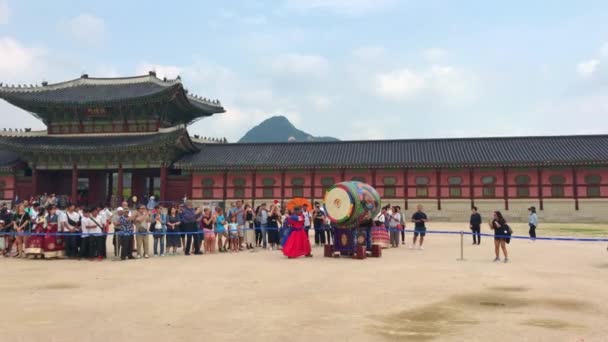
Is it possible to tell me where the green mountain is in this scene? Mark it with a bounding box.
[238,116,339,143]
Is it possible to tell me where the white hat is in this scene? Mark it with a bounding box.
[117,207,124,212]
[150,196,155,200]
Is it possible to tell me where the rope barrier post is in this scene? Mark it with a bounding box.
[457,230,466,261]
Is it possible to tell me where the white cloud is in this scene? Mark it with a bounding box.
[600,42,608,57]
[0,37,47,79]
[285,0,395,15]
[0,0,9,24]
[310,95,331,111]
[271,53,329,77]
[374,64,477,102]
[423,48,447,61]
[346,120,387,140]
[65,14,106,46]
[576,59,599,78]
[375,68,426,99]
[136,63,183,79]
[352,45,386,61]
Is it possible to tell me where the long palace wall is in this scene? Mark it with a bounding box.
[188,166,608,223]
[2,166,607,222]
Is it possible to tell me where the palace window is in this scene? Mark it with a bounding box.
[202,178,214,198]
[515,175,531,198]
[262,178,275,198]
[233,178,246,198]
[415,176,429,198]
[351,176,366,183]
[291,177,305,198]
[585,175,601,198]
[481,176,496,198]
[321,177,335,193]
[383,177,397,197]
[448,176,462,198]
[549,175,566,198]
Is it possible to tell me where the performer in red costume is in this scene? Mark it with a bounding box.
[282,207,313,259]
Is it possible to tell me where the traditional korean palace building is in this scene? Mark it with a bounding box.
[1,73,608,222]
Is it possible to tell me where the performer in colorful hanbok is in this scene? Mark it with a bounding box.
[282,207,312,259]
[43,205,64,258]
[371,208,390,248]
[24,206,46,258]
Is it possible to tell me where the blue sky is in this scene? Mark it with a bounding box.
[1,0,607,141]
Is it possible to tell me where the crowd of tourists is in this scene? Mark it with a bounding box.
[0,195,540,262]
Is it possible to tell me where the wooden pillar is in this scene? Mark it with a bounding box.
[572,166,579,211]
[31,166,38,197]
[252,170,257,207]
[503,167,509,210]
[160,165,168,201]
[310,169,316,204]
[107,171,113,204]
[371,168,377,188]
[403,168,409,210]
[340,168,346,182]
[436,168,442,210]
[71,164,78,205]
[537,167,544,211]
[469,168,475,208]
[280,170,286,207]
[148,176,154,197]
[117,163,124,203]
[222,171,228,206]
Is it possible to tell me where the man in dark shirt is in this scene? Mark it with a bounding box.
[180,201,202,255]
[312,202,326,245]
[469,206,482,245]
[411,204,428,250]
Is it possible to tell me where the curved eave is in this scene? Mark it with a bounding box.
[0,127,194,154]
[0,73,225,124]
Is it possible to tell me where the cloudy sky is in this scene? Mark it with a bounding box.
[1,0,607,141]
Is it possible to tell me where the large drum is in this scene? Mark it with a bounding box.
[324,181,381,227]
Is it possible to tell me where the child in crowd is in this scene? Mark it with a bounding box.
[228,215,239,253]
[214,207,227,253]
[202,208,216,254]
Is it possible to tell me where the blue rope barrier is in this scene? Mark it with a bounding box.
[1,226,607,242]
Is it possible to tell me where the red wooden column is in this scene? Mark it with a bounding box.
[160,165,168,201]
[503,167,509,210]
[340,168,346,182]
[222,171,228,205]
[436,168,442,210]
[572,166,579,211]
[31,166,38,197]
[280,170,286,207]
[117,163,124,203]
[310,169,316,203]
[252,170,257,207]
[537,167,544,211]
[370,168,377,188]
[469,168,475,208]
[71,164,78,204]
[403,168,409,210]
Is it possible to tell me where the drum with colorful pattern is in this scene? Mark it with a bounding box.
[323,181,381,227]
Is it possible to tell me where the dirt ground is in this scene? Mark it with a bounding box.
[2,222,607,342]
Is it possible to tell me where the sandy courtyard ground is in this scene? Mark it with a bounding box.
[2,222,608,342]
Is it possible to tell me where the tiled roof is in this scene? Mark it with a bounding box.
[0,126,198,154]
[0,73,225,126]
[176,134,608,170]
[0,74,223,108]
[0,150,20,169]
